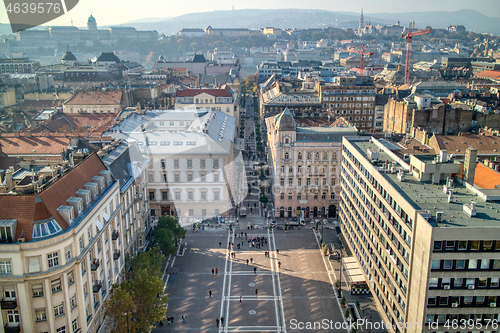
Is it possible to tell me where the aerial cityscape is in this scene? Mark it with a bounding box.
[0,1,500,332]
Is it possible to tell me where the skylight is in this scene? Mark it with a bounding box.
[32,219,63,239]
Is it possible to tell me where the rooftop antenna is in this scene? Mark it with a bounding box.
[232,0,234,10]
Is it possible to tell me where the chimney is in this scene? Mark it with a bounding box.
[463,147,478,185]
[137,102,143,115]
[5,167,14,190]
[70,136,78,147]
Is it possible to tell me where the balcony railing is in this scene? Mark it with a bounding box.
[90,259,100,271]
[4,324,20,333]
[113,250,121,260]
[112,230,119,240]
[93,281,102,293]
[1,298,17,309]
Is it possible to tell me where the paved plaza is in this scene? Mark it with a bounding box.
[153,226,349,332]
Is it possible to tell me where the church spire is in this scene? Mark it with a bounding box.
[359,8,364,31]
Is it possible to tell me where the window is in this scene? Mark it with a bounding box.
[48,252,59,268]
[330,193,335,200]
[187,173,193,182]
[468,259,477,269]
[65,247,72,262]
[0,260,12,274]
[443,260,453,270]
[87,227,92,241]
[429,278,438,288]
[81,261,86,275]
[298,166,302,173]
[161,159,166,168]
[298,152,302,160]
[478,277,487,288]
[323,152,328,160]
[201,192,207,201]
[280,166,285,173]
[288,178,293,186]
[201,173,206,182]
[427,297,436,306]
[213,160,219,169]
[306,178,311,186]
[214,192,220,201]
[187,159,193,168]
[174,174,180,182]
[297,193,302,200]
[174,160,179,168]
[307,153,312,160]
[200,159,206,168]
[298,178,302,186]
[466,278,475,288]
[284,153,289,159]
[288,194,292,200]
[70,295,76,309]
[189,209,194,217]
[280,193,285,200]
[445,241,455,250]
[490,277,499,287]
[280,178,285,186]
[439,296,448,306]
[202,209,207,216]
[314,193,318,200]
[480,259,490,269]
[149,191,155,200]
[453,278,463,288]
[483,240,493,250]
[148,173,154,182]
[431,260,440,270]
[288,166,293,173]
[493,259,500,269]
[188,192,194,201]
[162,191,169,201]
[315,152,320,160]
[470,240,480,250]
[72,318,78,332]
[56,326,66,333]
[458,240,467,250]
[68,271,74,285]
[52,278,62,293]
[175,192,181,201]
[7,310,19,324]
[35,308,47,322]
[322,193,326,200]
[332,153,337,160]
[214,174,219,182]
[32,283,43,297]
[455,259,465,269]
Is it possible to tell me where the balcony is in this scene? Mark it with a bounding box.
[93,281,102,293]
[112,230,119,240]
[113,250,121,260]
[90,259,100,271]
[1,298,17,309]
[4,324,20,333]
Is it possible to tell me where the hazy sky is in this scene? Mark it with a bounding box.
[1,0,499,28]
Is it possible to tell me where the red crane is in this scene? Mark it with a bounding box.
[345,44,374,76]
[401,22,432,83]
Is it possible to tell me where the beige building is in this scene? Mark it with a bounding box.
[0,153,127,333]
[174,88,238,121]
[266,108,357,219]
[341,136,500,332]
[63,90,125,114]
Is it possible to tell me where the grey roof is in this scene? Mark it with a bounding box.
[101,142,148,191]
[296,126,357,142]
[105,112,157,138]
[199,74,233,85]
[96,52,121,63]
[192,54,207,63]
[61,51,77,61]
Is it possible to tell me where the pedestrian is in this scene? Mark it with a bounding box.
[216,268,219,274]
[209,290,212,297]
[240,295,243,303]
[277,248,279,254]
[254,267,257,273]
[246,259,249,265]
[249,243,251,249]
[221,316,224,325]
[171,316,174,324]
[255,288,258,295]
[211,268,214,275]
[182,315,186,323]
[278,261,281,268]
[166,316,170,324]
[250,257,253,263]
[216,318,220,327]
[233,252,236,258]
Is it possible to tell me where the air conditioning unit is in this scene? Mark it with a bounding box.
[490,303,497,307]
[443,285,450,289]
[468,285,475,289]
[452,303,458,307]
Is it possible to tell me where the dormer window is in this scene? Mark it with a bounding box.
[32,218,63,239]
[0,219,17,243]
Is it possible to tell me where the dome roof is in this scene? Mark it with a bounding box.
[274,107,296,131]
[62,51,77,61]
[88,15,96,23]
[96,52,120,63]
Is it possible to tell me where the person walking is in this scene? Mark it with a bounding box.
[255,288,258,295]
[276,248,279,254]
[246,259,249,265]
[278,261,281,268]
[211,268,215,275]
[209,290,212,297]
[219,242,221,247]
[240,295,243,303]
[171,316,174,324]
[216,268,219,274]
[182,315,186,323]
[250,257,253,263]
[254,267,257,273]
[221,316,224,325]
[216,318,220,327]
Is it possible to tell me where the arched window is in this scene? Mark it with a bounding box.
[285,138,289,144]
[298,152,302,160]
[284,153,289,159]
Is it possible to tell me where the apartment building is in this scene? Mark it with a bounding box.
[340,136,500,332]
[266,108,357,219]
[100,141,151,258]
[316,76,376,131]
[174,88,238,120]
[0,153,127,333]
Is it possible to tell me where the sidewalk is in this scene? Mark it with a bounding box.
[318,228,386,333]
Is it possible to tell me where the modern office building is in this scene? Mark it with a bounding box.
[340,136,500,332]
[0,153,127,333]
[266,107,357,219]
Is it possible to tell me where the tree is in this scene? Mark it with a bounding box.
[151,216,186,255]
[105,285,136,332]
[259,196,269,204]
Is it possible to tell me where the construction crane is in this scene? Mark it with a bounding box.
[345,44,374,76]
[401,22,432,83]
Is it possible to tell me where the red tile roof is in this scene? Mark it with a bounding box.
[176,88,231,97]
[32,113,117,134]
[38,153,107,231]
[471,163,500,189]
[474,70,500,80]
[64,90,123,106]
[0,153,108,241]
[0,134,70,155]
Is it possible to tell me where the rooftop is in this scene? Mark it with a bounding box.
[64,90,123,106]
[349,138,500,229]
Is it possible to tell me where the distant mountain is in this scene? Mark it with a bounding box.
[124,17,173,24]
[123,8,500,36]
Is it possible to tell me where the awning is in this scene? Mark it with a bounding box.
[103,211,110,222]
[95,218,103,231]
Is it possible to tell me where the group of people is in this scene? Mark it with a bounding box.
[211,268,219,275]
[160,315,186,326]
